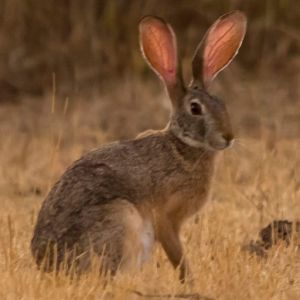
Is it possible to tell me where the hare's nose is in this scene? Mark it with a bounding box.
[222,133,234,147]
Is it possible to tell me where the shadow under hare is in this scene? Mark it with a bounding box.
[31,11,247,281]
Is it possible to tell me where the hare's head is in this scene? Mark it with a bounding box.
[139,11,247,151]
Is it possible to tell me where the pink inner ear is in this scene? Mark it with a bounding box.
[203,12,246,87]
[140,17,177,85]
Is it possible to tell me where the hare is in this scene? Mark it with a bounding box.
[31,11,247,281]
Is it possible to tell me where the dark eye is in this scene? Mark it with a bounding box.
[190,102,202,115]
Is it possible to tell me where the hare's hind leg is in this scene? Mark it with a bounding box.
[79,199,155,275]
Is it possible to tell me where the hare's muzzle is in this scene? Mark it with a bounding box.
[210,132,234,150]
[222,133,235,148]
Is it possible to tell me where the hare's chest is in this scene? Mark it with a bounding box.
[163,174,212,222]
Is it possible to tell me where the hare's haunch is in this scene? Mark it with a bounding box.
[31,11,247,281]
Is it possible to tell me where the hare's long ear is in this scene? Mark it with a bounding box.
[191,11,247,90]
[139,16,185,107]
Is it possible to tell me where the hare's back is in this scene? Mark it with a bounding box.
[40,140,151,216]
[31,136,169,267]
[33,135,169,235]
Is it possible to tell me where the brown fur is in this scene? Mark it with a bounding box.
[31,132,215,277]
[31,11,246,281]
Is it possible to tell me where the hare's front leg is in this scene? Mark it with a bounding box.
[156,218,190,282]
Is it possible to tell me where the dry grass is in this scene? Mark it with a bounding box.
[0,76,300,300]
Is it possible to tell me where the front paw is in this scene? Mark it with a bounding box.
[179,260,194,286]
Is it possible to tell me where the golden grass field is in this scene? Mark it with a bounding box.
[0,74,300,300]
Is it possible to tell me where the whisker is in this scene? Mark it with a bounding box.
[233,138,253,155]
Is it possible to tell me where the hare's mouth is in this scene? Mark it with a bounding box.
[209,137,235,150]
[175,130,234,151]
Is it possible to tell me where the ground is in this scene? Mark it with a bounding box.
[0,74,299,299]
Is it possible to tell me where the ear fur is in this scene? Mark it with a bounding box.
[139,16,185,106]
[191,11,247,89]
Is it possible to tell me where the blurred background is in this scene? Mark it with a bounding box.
[0,0,299,92]
[0,0,299,143]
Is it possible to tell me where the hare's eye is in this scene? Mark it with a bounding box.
[190,102,202,115]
